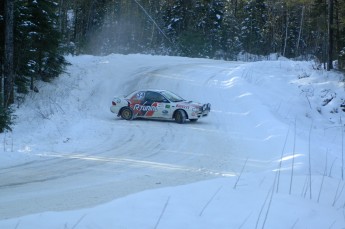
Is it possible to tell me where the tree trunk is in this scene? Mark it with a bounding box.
[283,11,289,57]
[334,0,342,69]
[296,6,305,57]
[233,0,238,17]
[327,0,334,71]
[58,0,64,33]
[4,0,14,107]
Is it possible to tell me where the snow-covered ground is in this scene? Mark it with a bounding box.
[0,54,344,228]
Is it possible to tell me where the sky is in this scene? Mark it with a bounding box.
[0,54,344,229]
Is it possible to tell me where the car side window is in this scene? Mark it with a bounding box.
[145,91,166,103]
[130,91,145,102]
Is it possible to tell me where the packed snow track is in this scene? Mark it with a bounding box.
[0,55,307,219]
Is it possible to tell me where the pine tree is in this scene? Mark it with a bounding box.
[15,0,68,91]
[1,0,14,132]
[310,0,328,66]
[0,0,4,82]
[178,1,209,57]
[335,0,345,69]
[222,0,242,59]
[3,0,344,72]
[204,0,225,58]
[239,0,269,56]
[162,0,191,55]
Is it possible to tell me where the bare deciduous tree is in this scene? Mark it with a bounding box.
[327,0,334,71]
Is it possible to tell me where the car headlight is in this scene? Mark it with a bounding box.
[203,103,211,111]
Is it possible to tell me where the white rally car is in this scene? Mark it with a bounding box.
[110,89,211,123]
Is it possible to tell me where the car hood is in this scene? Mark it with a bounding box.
[175,100,203,108]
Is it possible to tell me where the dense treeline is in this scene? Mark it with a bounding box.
[0,0,345,131]
[58,0,345,65]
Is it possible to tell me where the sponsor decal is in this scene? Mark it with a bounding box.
[162,110,169,115]
[133,104,158,112]
[165,105,170,108]
[176,104,189,109]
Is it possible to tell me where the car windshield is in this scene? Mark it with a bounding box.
[160,91,185,102]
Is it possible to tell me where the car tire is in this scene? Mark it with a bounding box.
[120,107,133,120]
[189,119,198,122]
[175,110,186,124]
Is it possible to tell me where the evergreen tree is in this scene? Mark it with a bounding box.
[162,0,192,55]
[335,0,345,68]
[239,0,272,56]
[310,0,328,65]
[1,0,15,132]
[0,99,14,132]
[203,0,225,57]
[53,0,344,64]
[0,0,4,79]
[222,0,242,59]
[15,0,68,91]
[178,0,208,57]
[283,4,303,58]
[0,0,68,131]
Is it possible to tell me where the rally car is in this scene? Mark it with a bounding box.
[110,89,211,123]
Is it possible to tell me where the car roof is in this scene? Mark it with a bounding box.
[126,89,167,97]
[138,89,167,93]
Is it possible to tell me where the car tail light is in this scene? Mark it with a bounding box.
[112,101,116,106]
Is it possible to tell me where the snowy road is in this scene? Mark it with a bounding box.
[0,54,337,222]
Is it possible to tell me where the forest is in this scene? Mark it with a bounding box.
[0,0,345,131]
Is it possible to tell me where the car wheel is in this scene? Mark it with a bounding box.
[175,110,186,124]
[120,107,133,120]
[190,119,198,122]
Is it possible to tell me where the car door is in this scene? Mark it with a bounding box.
[128,91,146,117]
[143,91,170,118]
